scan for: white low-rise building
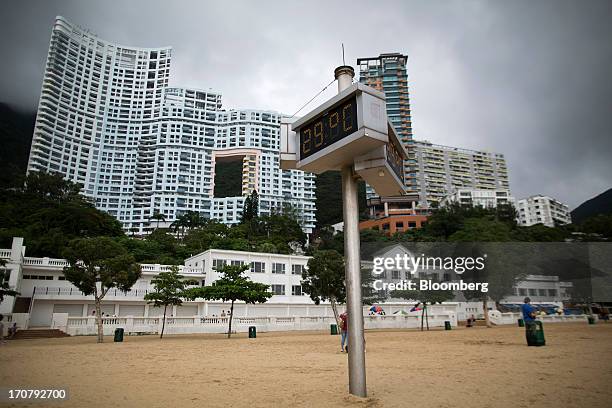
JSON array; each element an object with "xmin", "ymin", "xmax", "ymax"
[
  {"xmin": 1, "ymin": 238, "xmax": 574, "ymax": 332},
  {"xmin": 441, "ymin": 188, "xmax": 515, "ymax": 209},
  {"xmin": 517, "ymin": 195, "xmax": 572, "ymax": 227}
]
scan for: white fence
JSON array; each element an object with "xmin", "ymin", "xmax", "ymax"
[
  {"xmin": 16, "ymin": 309, "xmax": 594, "ymax": 337},
  {"xmin": 53, "ymin": 312, "xmax": 458, "ymax": 336},
  {"xmin": 488, "ymin": 311, "xmax": 591, "ymax": 325}
]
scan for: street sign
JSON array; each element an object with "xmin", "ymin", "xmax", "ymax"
[{"xmin": 290, "ymin": 83, "xmax": 389, "ymax": 174}]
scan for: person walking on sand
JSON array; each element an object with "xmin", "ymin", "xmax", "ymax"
[
  {"xmin": 521, "ymin": 297, "xmax": 537, "ymax": 323},
  {"xmin": 339, "ymin": 311, "xmax": 348, "ymax": 352}
]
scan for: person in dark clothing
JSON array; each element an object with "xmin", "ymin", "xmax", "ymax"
[
  {"xmin": 339, "ymin": 312, "xmax": 348, "ymax": 352},
  {"xmin": 521, "ymin": 297, "xmax": 537, "ymax": 322}
]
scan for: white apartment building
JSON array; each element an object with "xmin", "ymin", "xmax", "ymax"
[
  {"xmin": 0, "ymin": 237, "xmax": 311, "ymax": 327},
  {"xmin": 441, "ymin": 188, "xmax": 515, "ymax": 209},
  {"xmin": 27, "ymin": 16, "xmax": 315, "ymax": 234},
  {"xmin": 517, "ymin": 195, "xmax": 572, "ymax": 227},
  {"xmin": 413, "ymin": 141, "xmax": 510, "ymax": 207}
]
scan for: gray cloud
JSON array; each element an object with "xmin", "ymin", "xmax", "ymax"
[{"xmin": 1, "ymin": 0, "xmax": 611, "ymax": 209}]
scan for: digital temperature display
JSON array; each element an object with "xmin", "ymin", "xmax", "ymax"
[{"xmin": 299, "ymin": 96, "xmax": 358, "ymax": 160}]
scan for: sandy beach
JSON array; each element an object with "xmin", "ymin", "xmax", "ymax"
[{"xmin": 1, "ymin": 322, "xmax": 611, "ymax": 408}]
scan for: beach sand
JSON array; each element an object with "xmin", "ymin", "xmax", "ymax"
[{"xmin": 1, "ymin": 322, "xmax": 611, "ymax": 408}]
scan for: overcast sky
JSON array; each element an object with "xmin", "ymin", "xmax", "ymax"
[{"xmin": 2, "ymin": 0, "xmax": 611, "ymax": 209}]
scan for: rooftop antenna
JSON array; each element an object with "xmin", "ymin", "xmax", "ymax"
[{"xmin": 342, "ymin": 43, "xmax": 346, "ymax": 65}]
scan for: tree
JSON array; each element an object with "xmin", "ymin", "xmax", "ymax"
[
  {"xmin": 184, "ymin": 264, "xmax": 271, "ymax": 338},
  {"xmin": 240, "ymin": 190, "xmax": 259, "ymax": 223},
  {"xmin": 170, "ymin": 216, "xmax": 188, "ymax": 239},
  {"xmin": 361, "ymin": 267, "xmax": 388, "ymax": 306},
  {"xmin": 0, "ymin": 260, "xmax": 19, "ymax": 302},
  {"xmin": 0, "ymin": 172, "xmax": 124, "ymax": 258},
  {"xmin": 301, "ymin": 250, "xmax": 379, "ymax": 324},
  {"xmin": 144, "ymin": 266, "xmax": 194, "ymax": 339},
  {"xmin": 63, "ymin": 237, "xmax": 141, "ymax": 343},
  {"xmin": 256, "ymin": 213, "xmax": 307, "ymax": 251},
  {"xmin": 579, "ymin": 214, "xmax": 612, "ymax": 238},
  {"xmin": 301, "ymin": 250, "xmax": 346, "ymax": 325},
  {"xmin": 448, "ymin": 218, "xmax": 513, "ymax": 242},
  {"xmin": 393, "ymin": 279, "xmax": 455, "ymax": 330},
  {"xmin": 150, "ymin": 211, "xmax": 166, "ymax": 229}
]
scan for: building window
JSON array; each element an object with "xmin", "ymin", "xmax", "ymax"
[
  {"xmin": 292, "ymin": 264, "xmax": 305, "ymax": 275},
  {"xmin": 443, "ymin": 272, "xmax": 451, "ymax": 281},
  {"xmin": 391, "ymin": 270, "xmax": 400, "ymax": 279},
  {"xmin": 250, "ymin": 261, "xmax": 265, "ymax": 273},
  {"xmin": 538, "ymin": 289, "xmax": 547, "ymax": 297},
  {"xmin": 528, "ymin": 288, "xmax": 537, "ymax": 296},
  {"xmin": 22, "ymin": 275, "xmax": 54, "ymax": 280},
  {"xmin": 271, "ymin": 284, "xmax": 285, "ymax": 295},
  {"xmin": 212, "ymin": 259, "xmax": 227, "ymax": 270},
  {"xmin": 291, "ymin": 285, "xmax": 303, "ymax": 296},
  {"xmin": 230, "ymin": 260, "xmax": 243, "ymax": 267},
  {"xmin": 548, "ymin": 289, "xmax": 557, "ymax": 297},
  {"xmin": 272, "ymin": 263, "xmax": 286, "ymax": 274}
]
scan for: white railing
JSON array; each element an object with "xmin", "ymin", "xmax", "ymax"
[
  {"xmin": 200, "ymin": 317, "xmax": 228, "ymax": 325},
  {"xmin": 23, "ymin": 257, "xmax": 69, "ymax": 267},
  {"xmin": 488, "ymin": 311, "xmax": 590, "ymax": 325},
  {"xmin": 139, "ymin": 264, "xmax": 203, "ymax": 275},
  {"xmin": 10, "ymin": 255, "xmax": 203, "ymax": 275},
  {"xmin": 58, "ymin": 313, "xmax": 458, "ymax": 336},
  {"xmin": 33, "ymin": 287, "xmax": 152, "ymax": 298},
  {"xmin": 45, "ymin": 310, "xmax": 596, "ymax": 337}
]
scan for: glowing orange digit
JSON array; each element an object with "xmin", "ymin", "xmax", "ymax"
[
  {"xmin": 329, "ymin": 112, "xmax": 339, "ymax": 139},
  {"xmin": 302, "ymin": 128, "xmax": 312, "ymax": 154},
  {"xmin": 314, "ymin": 121, "xmax": 323, "ymax": 147},
  {"xmin": 342, "ymin": 103, "xmax": 353, "ymax": 132}
]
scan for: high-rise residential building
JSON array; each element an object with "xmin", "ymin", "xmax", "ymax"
[
  {"xmin": 441, "ymin": 188, "xmax": 515, "ymax": 209},
  {"xmin": 357, "ymin": 53, "xmax": 417, "ymax": 195},
  {"xmin": 27, "ymin": 16, "xmax": 315, "ymax": 234},
  {"xmin": 414, "ymin": 141, "xmax": 510, "ymax": 206},
  {"xmin": 516, "ymin": 195, "xmax": 571, "ymax": 227}
]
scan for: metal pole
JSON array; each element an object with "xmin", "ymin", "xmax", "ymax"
[{"xmin": 335, "ymin": 65, "xmax": 367, "ymax": 397}]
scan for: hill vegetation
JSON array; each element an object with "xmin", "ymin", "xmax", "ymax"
[
  {"xmin": 571, "ymin": 188, "xmax": 612, "ymax": 223},
  {"xmin": 0, "ymin": 103, "xmax": 35, "ymax": 188}
]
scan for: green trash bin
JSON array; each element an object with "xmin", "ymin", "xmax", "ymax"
[
  {"xmin": 588, "ymin": 316, "xmax": 596, "ymax": 325},
  {"xmin": 114, "ymin": 328, "xmax": 124, "ymax": 342},
  {"xmin": 248, "ymin": 326, "xmax": 256, "ymax": 338},
  {"xmin": 518, "ymin": 318, "xmax": 525, "ymax": 327},
  {"xmin": 525, "ymin": 321, "xmax": 545, "ymax": 347},
  {"xmin": 330, "ymin": 324, "xmax": 338, "ymax": 335},
  {"xmin": 444, "ymin": 321, "xmax": 452, "ymax": 330}
]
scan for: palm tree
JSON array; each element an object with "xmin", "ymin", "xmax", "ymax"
[
  {"xmin": 170, "ymin": 216, "xmax": 188, "ymax": 239},
  {"xmin": 150, "ymin": 211, "xmax": 166, "ymax": 229},
  {"xmin": 184, "ymin": 211, "xmax": 204, "ymax": 230}
]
